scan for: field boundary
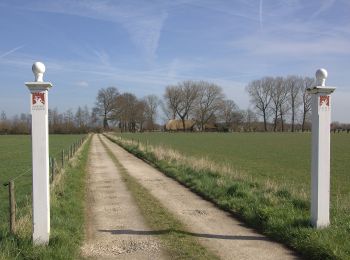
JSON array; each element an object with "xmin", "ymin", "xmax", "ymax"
[
  {"xmin": 0, "ymin": 134, "xmax": 91, "ymax": 259},
  {"xmin": 1, "ymin": 135, "xmax": 87, "ymax": 236},
  {"xmin": 104, "ymin": 133, "xmax": 341, "ymax": 260}
]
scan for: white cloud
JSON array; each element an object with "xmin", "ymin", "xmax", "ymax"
[
  {"xmin": 310, "ymin": 0, "xmax": 336, "ymax": 19},
  {"xmin": 0, "ymin": 45, "xmax": 24, "ymax": 59},
  {"xmin": 91, "ymin": 49, "xmax": 110, "ymax": 67},
  {"xmin": 75, "ymin": 80, "xmax": 89, "ymax": 88},
  {"xmin": 15, "ymin": 0, "xmax": 169, "ymax": 62},
  {"xmin": 232, "ymin": 36, "xmax": 350, "ymax": 56}
]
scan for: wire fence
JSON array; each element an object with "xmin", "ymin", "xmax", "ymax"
[{"xmin": 2, "ymin": 135, "xmax": 87, "ymax": 234}]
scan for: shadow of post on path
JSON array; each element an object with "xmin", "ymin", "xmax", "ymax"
[{"xmin": 98, "ymin": 229, "xmax": 271, "ymax": 241}]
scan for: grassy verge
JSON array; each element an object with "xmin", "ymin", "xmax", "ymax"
[
  {"xmin": 0, "ymin": 135, "xmax": 91, "ymax": 259},
  {"xmin": 99, "ymin": 135, "xmax": 218, "ymax": 260},
  {"xmin": 105, "ymin": 134, "xmax": 349, "ymax": 260}
]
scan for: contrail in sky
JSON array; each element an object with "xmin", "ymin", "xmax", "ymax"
[
  {"xmin": 0, "ymin": 45, "xmax": 24, "ymax": 59},
  {"xmin": 259, "ymin": 0, "xmax": 263, "ymax": 30}
]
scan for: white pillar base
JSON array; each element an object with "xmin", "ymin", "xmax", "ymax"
[
  {"xmin": 308, "ymin": 85, "xmax": 335, "ymax": 229},
  {"xmin": 33, "ymin": 232, "xmax": 50, "ymax": 245},
  {"xmin": 25, "ymin": 81, "xmax": 52, "ymax": 245}
]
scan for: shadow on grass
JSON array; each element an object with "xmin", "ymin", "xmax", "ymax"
[{"xmin": 99, "ymin": 229, "xmax": 271, "ymax": 241}]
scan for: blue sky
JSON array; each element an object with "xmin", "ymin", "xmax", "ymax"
[{"xmin": 0, "ymin": 0, "xmax": 349, "ymax": 122}]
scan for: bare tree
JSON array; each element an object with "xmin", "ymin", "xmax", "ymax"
[
  {"xmin": 269, "ymin": 77, "xmax": 290, "ymax": 131},
  {"xmin": 195, "ymin": 82, "xmax": 224, "ymax": 131},
  {"xmin": 0, "ymin": 111, "xmax": 9, "ymax": 134},
  {"xmin": 49, "ymin": 108, "xmax": 63, "ymax": 133},
  {"xmin": 64, "ymin": 109, "xmax": 75, "ymax": 133},
  {"xmin": 82, "ymin": 106, "xmax": 90, "ymax": 128},
  {"xmin": 278, "ymin": 78, "xmax": 290, "ymax": 132},
  {"xmin": 270, "ymin": 77, "xmax": 282, "ymax": 131},
  {"xmin": 90, "ymin": 107, "xmax": 101, "ymax": 129},
  {"xmin": 1, "ymin": 111, "xmax": 6, "ymax": 121},
  {"xmin": 164, "ymin": 85, "xmax": 181, "ymax": 120},
  {"xmin": 95, "ymin": 87, "xmax": 119, "ymax": 130},
  {"xmin": 243, "ymin": 109, "xmax": 258, "ymax": 131},
  {"xmin": 177, "ymin": 81, "xmax": 201, "ymax": 130},
  {"xmin": 286, "ymin": 76, "xmax": 302, "ymax": 132},
  {"xmin": 164, "ymin": 81, "xmax": 200, "ymax": 131},
  {"xmin": 143, "ymin": 95, "xmax": 159, "ymax": 130},
  {"xmin": 114, "ymin": 93, "xmax": 146, "ymax": 132},
  {"xmin": 136, "ymin": 100, "xmax": 147, "ymax": 132},
  {"xmin": 218, "ymin": 99, "xmax": 239, "ymax": 130},
  {"xmin": 75, "ymin": 106, "xmax": 90, "ymax": 132},
  {"xmin": 246, "ymin": 77, "xmax": 273, "ymax": 131},
  {"xmin": 301, "ymin": 77, "xmax": 314, "ymax": 131}
]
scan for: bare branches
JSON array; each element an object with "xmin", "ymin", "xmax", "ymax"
[
  {"xmin": 195, "ymin": 82, "xmax": 224, "ymax": 131},
  {"xmin": 301, "ymin": 77, "xmax": 314, "ymax": 131},
  {"xmin": 164, "ymin": 80, "xmax": 201, "ymax": 131},
  {"xmin": 285, "ymin": 76, "xmax": 303, "ymax": 132},
  {"xmin": 218, "ymin": 99, "xmax": 239, "ymax": 130},
  {"xmin": 246, "ymin": 77, "xmax": 273, "ymax": 131},
  {"xmin": 246, "ymin": 75, "xmax": 316, "ymax": 132},
  {"xmin": 95, "ymin": 87, "xmax": 119, "ymax": 129},
  {"xmin": 143, "ymin": 95, "xmax": 160, "ymax": 131}
]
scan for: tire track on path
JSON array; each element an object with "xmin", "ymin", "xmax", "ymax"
[
  {"xmin": 102, "ymin": 135, "xmax": 300, "ymax": 260},
  {"xmin": 81, "ymin": 135, "xmax": 167, "ymax": 259}
]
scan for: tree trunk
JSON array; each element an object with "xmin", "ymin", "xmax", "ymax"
[
  {"xmin": 181, "ymin": 118, "xmax": 186, "ymax": 132},
  {"xmin": 291, "ymin": 106, "xmax": 295, "ymax": 132},
  {"xmin": 103, "ymin": 115, "xmax": 109, "ymax": 130},
  {"xmin": 273, "ymin": 110, "xmax": 278, "ymax": 132},
  {"xmin": 263, "ymin": 110, "xmax": 267, "ymax": 131},
  {"xmin": 280, "ymin": 113, "xmax": 284, "ymax": 132},
  {"xmin": 302, "ymin": 111, "xmax": 307, "ymax": 132}
]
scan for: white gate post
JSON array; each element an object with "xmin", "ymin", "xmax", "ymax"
[
  {"xmin": 307, "ymin": 68, "xmax": 335, "ymax": 228},
  {"xmin": 25, "ymin": 62, "xmax": 53, "ymax": 245}
]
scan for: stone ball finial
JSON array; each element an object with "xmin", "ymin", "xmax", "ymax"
[
  {"xmin": 316, "ymin": 68, "xmax": 327, "ymax": 86},
  {"xmin": 32, "ymin": 62, "xmax": 46, "ymax": 82}
]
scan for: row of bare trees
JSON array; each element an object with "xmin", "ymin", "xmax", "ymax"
[
  {"xmin": 163, "ymin": 80, "xmax": 242, "ymax": 131},
  {"xmin": 48, "ymin": 106, "xmax": 101, "ymax": 133},
  {"xmin": 0, "ymin": 107, "xmax": 101, "ymax": 134},
  {"xmin": 95, "ymin": 81, "xmax": 245, "ymax": 132},
  {"xmin": 1, "ymin": 74, "xmax": 345, "ymax": 134},
  {"xmin": 246, "ymin": 76, "xmax": 314, "ymax": 132},
  {"xmin": 94, "ymin": 87, "xmax": 160, "ymax": 132}
]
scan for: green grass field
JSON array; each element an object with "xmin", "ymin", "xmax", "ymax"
[
  {"xmin": 113, "ymin": 132, "xmax": 350, "ymax": 259},
  {"xmin": 118, "ymin": 132, "xmax": 350, "ymax": 201},
  {"xmin": 0, "ymin": 134, "xmax": 90, "ymax": 259},
  {"xmin": 0, "ymin": 135, "xmax": 85, "ymax": 233}
]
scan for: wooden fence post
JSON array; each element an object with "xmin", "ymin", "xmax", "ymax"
[
  {"xmin": 62, "ymin": 150, "xmax": 64, "ymax": 168},
  {"xmin": 9, "ymin": 180, "xmax": 16, "ymax": 234},
  {"xmin": 52, "ymin": 158, "xmax": 55, "ymax": 180},
  {"xmin": 49, "ymin": 157, "xmax": 52, "ymax": 182}
]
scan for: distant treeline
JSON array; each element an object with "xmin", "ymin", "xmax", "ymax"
[
  {"xmin": 97, "ymin": 78, "xmax": 348, "ymax": 133},
  {"xmin": 0, "ymin": 107, "xmax": 102, "ymax": 134},
  {"xmin": 1, "ymin": 76, "xmax": 349, "ymax": 134}
]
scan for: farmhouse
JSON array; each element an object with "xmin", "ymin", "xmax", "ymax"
[
  {"xmin": 165, "ymin": 119, "xmax": 222, "ymax": 131},
  {"xmin": 165, "ymin": 119, "xmax": 196, "ymax": 131}
]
